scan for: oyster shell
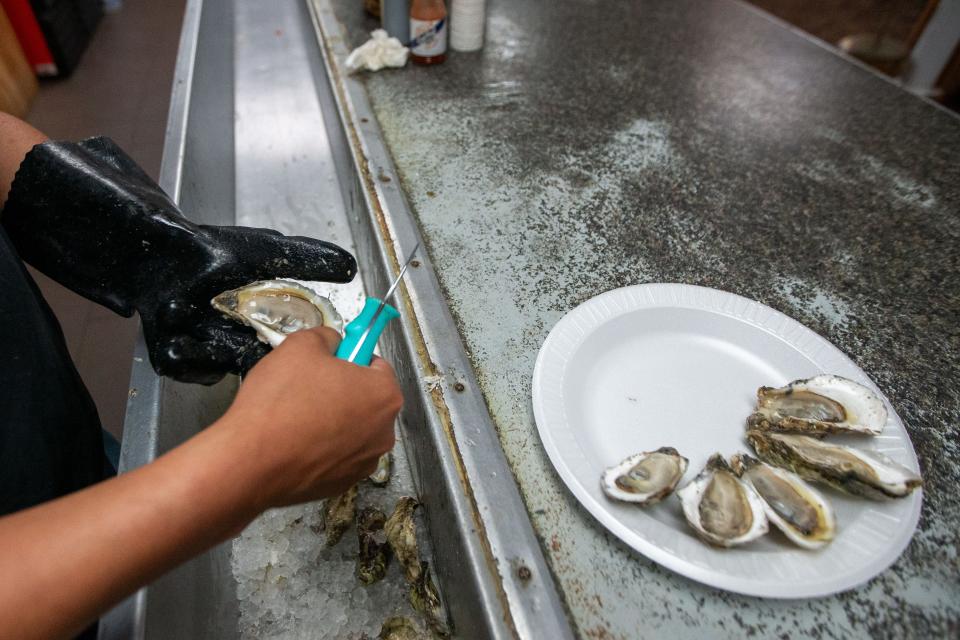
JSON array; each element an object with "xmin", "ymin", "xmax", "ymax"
[
  {"xmin": 409, "ymin": 561, "xmax": 450, "ymax": 637},
  {"xmin": 322, "ymin": 484, "xmax": 357, "ymax": 547},
  {"xmin": 747, "ymin": 375, "xmax": 886, "ymax": 437},
  {"xmin": 385, "ymin": 497, "xmax": 422, "ymax": 584},
  {"xmin": 676, "ymin": 454, "xmax": 768, "ymax": 547},
  {"xmin": 369, "ymin": 452, "xmax": 392, "ymax": 487},
  {"xmin": 357, "ymin": 506, "xmax": 390, "ymax": 585},
  {"xmin": 384, "ymin": 498, "xmax": 450, "ymax": 636},
  {"xmin": 731, "ymin": 453, "xmax": 836, "ymax": 549},
  {"xmin": 746, "ymin": 430, "xmax": 922, "ymax": 499},
  {"xmin": 378, "ymin": 616, "xmax": 423, "ymax": 640},
  {"xmin": 601, "ymin": 447, "xmax": 688, "ymax": 505},
  {"xmin": 211, "ymin": 280, "xmax": 343, "ymax": 347}
]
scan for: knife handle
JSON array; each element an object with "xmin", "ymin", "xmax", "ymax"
[{"xmin": 335, "ymin": 297, "xmax": 400, "ymax": 366}]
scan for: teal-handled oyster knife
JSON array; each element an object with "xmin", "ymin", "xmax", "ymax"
[{"xmin": 336, "ymin": 242, "xmax": 419, "ymax": 366}]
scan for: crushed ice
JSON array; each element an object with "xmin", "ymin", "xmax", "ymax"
[{"xmin": 232, "ymin": 442, "xmax": 433, "ymax": 639}]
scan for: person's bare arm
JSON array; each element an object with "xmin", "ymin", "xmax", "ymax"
[
  {"xmin": 0, "ymin": 327, "xmax": 401, "ymax": 640},
  {"xmin": 0, "ymin": 112, "xmax": 46, "ymax": 206}
]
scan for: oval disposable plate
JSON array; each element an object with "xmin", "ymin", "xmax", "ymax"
[{"xmin": 531, "ymin": 283, "xmax": 922, "ymax": 598}]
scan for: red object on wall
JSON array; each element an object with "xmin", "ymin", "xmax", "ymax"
[{"xmin": 0, "ymin": 0, "xmax": 56, "ymax": 75}]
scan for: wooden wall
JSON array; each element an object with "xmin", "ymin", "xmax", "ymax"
[{"xmin": 0, "ymin": 4, "xmax": 37, "ymax": 117}]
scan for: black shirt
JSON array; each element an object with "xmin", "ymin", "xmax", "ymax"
[{"xmin": 0, "ymin": 226, "xmax": 107, "ymax": 516}]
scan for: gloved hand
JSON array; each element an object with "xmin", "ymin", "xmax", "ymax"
[{"xmin": 1, "ymin": 137, "xmax": 357, "ymax": 384}]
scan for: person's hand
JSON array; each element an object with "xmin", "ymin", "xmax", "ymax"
[
  {"xmin": 1, "ymin": 137, "xmax": 357, "ymax": 385},
  {"xmin": 144, "ymin": 224, "xmax": 357, "ymax": 384},
  {"xmin": 0, "ymin": 326, "xmax": 399, "ymax": 640},
  {"xmin": 213, "ymin": 327, "xmax": 402, "ymax": 508}
]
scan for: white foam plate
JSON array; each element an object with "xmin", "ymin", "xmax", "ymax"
[{"xmin": 532, "ymin": 283, "xmax": 922, "ymax": 598}]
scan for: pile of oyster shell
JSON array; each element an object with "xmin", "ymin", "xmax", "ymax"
[
  {"xmin": 324, "ymin": 490, "xmax": 449, "ymax": 637},
  {"xmin": 601, "ymin": 374, "xmax": 922, "ymax": 549}
]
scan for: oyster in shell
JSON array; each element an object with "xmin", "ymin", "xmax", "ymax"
[
  {"xmin": 322, "ymin": 484, "xmax": 357, "ymax": 547},
  {"xmin": 211, "ymin": 280, "xmax": 342, "ymax": 347},
  {"xmin": 731, "ymin": 453, "xmax": 836, "ymax": 549},
  {"xmin": 747, "ymin": 375, "xmax": 886, "ymax": 437},
  {"xmin": 601, "ymin": 447, "xmax": 688, "ymax": 505},
  {"xmin": 357, "ymin": 506, "xmax": 390, "ymax": 585},
  {"xmin": 677, "ymin": 454, "xmax": 768, "ymax": 547},
  {"xmin": 746, "ymin": 430, "xmax": 922, "ymax": 499}
]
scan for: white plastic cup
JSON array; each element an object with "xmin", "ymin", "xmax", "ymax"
[{"xmin": 450, "ymin": 0, "xmax": 486, "ymax": 52}]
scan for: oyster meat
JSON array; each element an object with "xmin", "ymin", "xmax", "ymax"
[
  {"xmin": 747, "ymin": 375, "xmax": 887, "ymax": 437},
  {"xmin": 322, "ymin": 484, "xmax": 358, "ymax": 547},
  {"xmin": 211, "ymin": 280, "xmax": 343, "ymax": 347},
  {"xmin": 601, "ymin": 447, "xmax": 688, "ymax": 505},
  {"xmin": 731, "ymin": 453, "xmax": 836, "ymax": 549},
  {"xmin": 747, "ymin": 430, "xmax": 922, "ymax": 500},
  {"xmin": 677, "ymin": 454, "xmax": 768, "ymax": 547},
  {"xmin": 357, "ymin": 506, "xmax": 390, "ymax": 585},
  {"xmin": 385, "ymin": 497, "xmax": 422, "ymax": 584}
]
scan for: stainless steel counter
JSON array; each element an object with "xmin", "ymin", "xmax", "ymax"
[
  {"xmin": 323, "ymin": 0, "xmax": 960, "ymax": 637},
  {"xmin": 100, "ymin": 0, "xmax": 571, "ymax": 638}
]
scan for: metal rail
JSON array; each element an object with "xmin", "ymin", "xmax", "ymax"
[{"xmin": 305, "ymin": 2, "xmax": 574, "ymax": 637}]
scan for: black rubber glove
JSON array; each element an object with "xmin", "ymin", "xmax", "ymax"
[{"xmin": 1, "ymin": 137, "xmax": 357, "ymax": 384}]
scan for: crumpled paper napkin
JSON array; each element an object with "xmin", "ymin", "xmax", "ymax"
[{"xmin": 345, "ymin": 29, "xmax": 409, "ymax": 73}]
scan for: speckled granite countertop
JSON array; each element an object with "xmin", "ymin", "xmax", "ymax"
[{"xmin": 330, "ymin": 0, "xmax": 959, "ymax": 636}]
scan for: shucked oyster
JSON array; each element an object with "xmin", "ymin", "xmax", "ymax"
[
  {"xmin": 677, "ymin": 454, "xmax": 768, "ymax": 547},
  {"xmin": 211, "ymin": 280, "xmax": 343, "ymax": 347},
  {"xmin": 747, "ymin": 375, "xmax": 887, "ymax": 437},
  {"xmin": 601, "ymin": 447, "xmax": 688, "ymax": 505},
  {"xmin": 731, "ymin": 453, "xmax": 836, "ymax": 549},
  {"xmin": 746, "ymin": 430, "xmax": 922, "ymax": 500}
]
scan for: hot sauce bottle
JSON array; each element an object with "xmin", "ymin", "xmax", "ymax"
[{"xmin": 409, "ymin": 0, "xmax": 447, "ymax": 65}]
